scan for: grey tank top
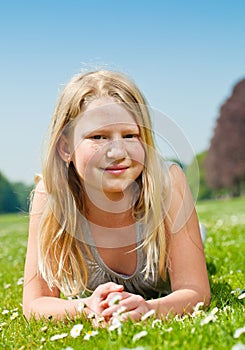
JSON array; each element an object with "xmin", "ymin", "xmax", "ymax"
[{"xmin": 78, "ymin": 217, "xmax": 171, "ymax": 300}]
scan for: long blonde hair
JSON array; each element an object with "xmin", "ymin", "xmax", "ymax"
[{"xmin": 37, "ymin": 70, "xmax": 170, "ymax": 296}]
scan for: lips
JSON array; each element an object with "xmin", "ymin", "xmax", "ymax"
[
  {"xmin": 103, "ymin": 164, "xmax": 129, "ymax": 174},
  {"xmin": 106, "ymin": 165, "xmax": 129, "ymax": 170}
]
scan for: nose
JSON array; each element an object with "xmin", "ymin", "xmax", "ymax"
[{"xmin": 106, "ymin": 139, "xmax": 127, "ymax": 159}]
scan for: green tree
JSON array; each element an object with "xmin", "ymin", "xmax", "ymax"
[
  {"xmin": 0, "ymin": 172, "xmax": 20, "ymax": 213},
  {"xmin": 186, "ymin": 151, "xmax": 213, "ymax": 201},
  {"xmin": 0, "ymin": 171, "xmax": 33, "ymax": 213},
  {"xmin": 12, "ymin": 182, "xmax": 33, "ymax": 213}
]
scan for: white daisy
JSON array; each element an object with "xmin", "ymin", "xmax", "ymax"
[
  {"xmin": 2, "ymin": 309, "xmax": 9, "ymax": 315},
  {"xmin": 17, "ymin": 277, "xmax": 24, "ymax": 285},
  {"xmin": 151, "ymin": 319, "xmax": 162, "ymax": 328},
  {"xmin": 200, "ymin": 308, "xmax": 217, "ymax": 325},
  {"xmin": 211, "ymin": 307, "xmax": 219, "ymax": 315},
  {"xmin": 200, "ymin": 314, "xmax": 216, "ymax": 325},
  {"xmin": 200, "ymin": 306, "xmax": 219, "ymax": 325},
  {"xmin": 193, "ymin": 301, "xmax": 204, "ymax": 313},
  {"xmin": 10, "ymin": 312, "xmax": 18, "ymax": 320},
  {"xmin": 108, "ymin": 317, "xmax": 122, "ymax": 331},
  {"xmin": 84, "ymin": 330, "xmax": 98, "ymax": 340},
  {"xmin": 70, "ymin": 324, "xmax": 83, "ymax": 338}
]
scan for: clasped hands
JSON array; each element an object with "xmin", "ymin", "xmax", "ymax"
[{"xmin": 84, "ymin": 282, "xmax": 152, "ymax": 322}]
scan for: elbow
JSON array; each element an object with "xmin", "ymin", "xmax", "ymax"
[
  {"xmin": 203, "ymin": 287, "xmax": 211, "ymax": 308},
  {"xmin": 22, "ymin": 306, "xmax": 31, "ymax": 321},
  {"xmin": 187, "ymin": 284, "xmax": 211, "ymax": 310},
  {"xmin": 22, "ymin": 300, "xmax": 40, "ymax": 321},
  {"xmin": 22, "ymin": 303, "xmax": 33, "ymax": 321},
  {"xmin": 22, "ymin": 297, "xmax": 30, "ymax": 320},
  {"xmin": 194, "ymin": 285, "xmax": 211, "ymax": 309},
  {"xmin": 202, "ymin": 278, "xmax": 211, "ymax": 308}
]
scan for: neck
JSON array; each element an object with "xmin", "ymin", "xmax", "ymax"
[{"xmin": 84, "ymin": 188, "xmax": 135, "ymax": 228}]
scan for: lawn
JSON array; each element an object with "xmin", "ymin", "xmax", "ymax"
[{"xmin": 0, "ymin": 198, "xmax": 244, "ymax": 349}]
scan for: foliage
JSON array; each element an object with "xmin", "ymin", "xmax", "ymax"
[
  {"xmin": 186, "ymin": 151, "xmax": 214, "ymax": 201},
  {"xmin": 0, "ymin": 198, "xmax": 245, "ymax": 349},
  {"xmin": 186, "ymin": 151, "xmax": 231, "ymax": 201},
  {"xmin": 12, "ymin": 182, "xmax": 33, "ymax": 213},
  {"xmin": 0, "ymin": 171, "xmax": 33, "ymax": 213},
  {"xmin": 205, "ymin": 78, "xmax": 245, "ymax": 196},
  {"xmin": 0, "ymin": 172, "xmax": 19, "ymax": 213}
]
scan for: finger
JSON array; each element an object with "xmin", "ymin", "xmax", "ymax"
[
  {"xmin": 101, "ymin": 304, "xmax": 127, "ymax": 318},
  {"xmin": 124, "ymin": 309, "xmax": 142, "ymax": 322},
  {"xmin": 101, "ymin": 294, "xmax": 136, "ymax": 318},
  {"xmin": 119, "ymin": 294, "xmax": 144, "ymax": 310},
  {"xmin": 103, "ymin": 291, "xmax": 126, "ymax": 308},
  {"xmin": 100, "ymin": 290, "xmax": 131, "ymax": 309},
  {"xmin": 101, "ymin": 305, "xmax": 118, "ymax": 318},
  {"xmin": 96, "ymin": 282, "xmax": 124, "ymax": 299},
  {"xmin": 105, "ymin": 291, "xmax": 131, "ymax": 306}
]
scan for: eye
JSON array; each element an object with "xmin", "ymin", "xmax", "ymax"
[
  {"xmin": 123, "ymin": 134, "xmax": 138, "ymax": 139},
  {"xmin": 91, "ymin": 135, "xmax": 106, "ymax": 140}
]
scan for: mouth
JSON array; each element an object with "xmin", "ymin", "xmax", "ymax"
[{"xmin": 102, "ymin": 165, "xmax": 129, "ymax": 174}]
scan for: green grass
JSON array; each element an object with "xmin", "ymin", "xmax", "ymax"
[{"xmin": 0, "ymin": 198, "xmax": 244, "ymax": 349}]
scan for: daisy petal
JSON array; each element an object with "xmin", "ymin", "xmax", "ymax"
[
  {"xmin": 238, "ymin": 292, "xmax": 245, "ymax": 300},
  {"xmin": 234, "ymin": 326, "xmax": 245, "ymax": 339},
  {"xmin": 141, "ymin": 309, "xmax": 155, "ymax": 321},
  {"xmin": 108, "ymin": 294, "xmax": 122, "ymax": 307},
  {"xmin": 50, "ymin": 333, "xmax": 68, "ymax": 341},
  {"xmin": 84, "ymin": 330, "xmax": 98, "ymax": 340},
  {"xmin": 132, "ymin": 330, "xmax": 148, "ymax": 342}
]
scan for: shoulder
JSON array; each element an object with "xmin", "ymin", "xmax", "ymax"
[
  {"xmin": 164, "ymin": 162, "xmax": 195, "ymax": 233},
  {"xmin": 162, "ymin": 160, "xmax": 187, "ymax": 189},
  {"xmin": 33, "ymin": 174, "xmax": 46, "ymax": 192},
  {"xmin": 168, "ymin": 162, "xmax": 187, "ymax": 185},
  {"xmin": 30, "ymin": 175, "xmax": 48, "ymax": 215}
]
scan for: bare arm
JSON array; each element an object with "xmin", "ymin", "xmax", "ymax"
[
  {"xmin": 148, "ymin": 165, "xmax": 210, "ymax": 316},
  {"xmin": 147, "ymin": 210, "xmax": 211, "ymax": 317},
  {"xmin": 160, "ymin": 164, "xmax": 210, "ymax": 305},
  {"xmin": 22, "ymin": 180, "xmax": 76, "ymax": 319},
  {"xmin": 22, "ymin": 180, "xmax": 123, "ymax": 320}
]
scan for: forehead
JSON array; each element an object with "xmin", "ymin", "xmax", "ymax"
[{"xmin": 74, "ymin": 98, "xmax": 138, "ymax": 134}]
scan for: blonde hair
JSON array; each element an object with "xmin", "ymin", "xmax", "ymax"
[{"xmin": 37, "ymin": 70, "xmax": 170, "ymax": 296}]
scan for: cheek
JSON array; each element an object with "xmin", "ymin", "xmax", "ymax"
[
  {"xmin": 73, "ymin": 143, "xmax": 101, "ymax": 178},
  {"xmin": 130, "ymin": 142, "xmax": 145, "ymax": 166}
]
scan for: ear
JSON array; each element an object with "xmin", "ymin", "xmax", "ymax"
[{"xmin": 57, "ymin": 135, "xmax": 71, "ymax": 163}]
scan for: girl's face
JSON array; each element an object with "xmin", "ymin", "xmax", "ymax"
[{"xmin": 71, "ymin": 97, "xmax": 145, "ymax": 199}]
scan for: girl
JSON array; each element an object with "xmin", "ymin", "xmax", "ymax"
[{"xmin": 23, "ymin": 70, "xmax": 210, "ymax": 322}]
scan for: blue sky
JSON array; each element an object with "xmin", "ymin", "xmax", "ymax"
[{"xmin": 1, "ymin": 0, "xmax": 245, "ymax": 183}]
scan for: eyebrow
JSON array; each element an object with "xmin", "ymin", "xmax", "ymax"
[{"xmin": 81, "ymin": 124, "xmax": 140, "ymax": 136}]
